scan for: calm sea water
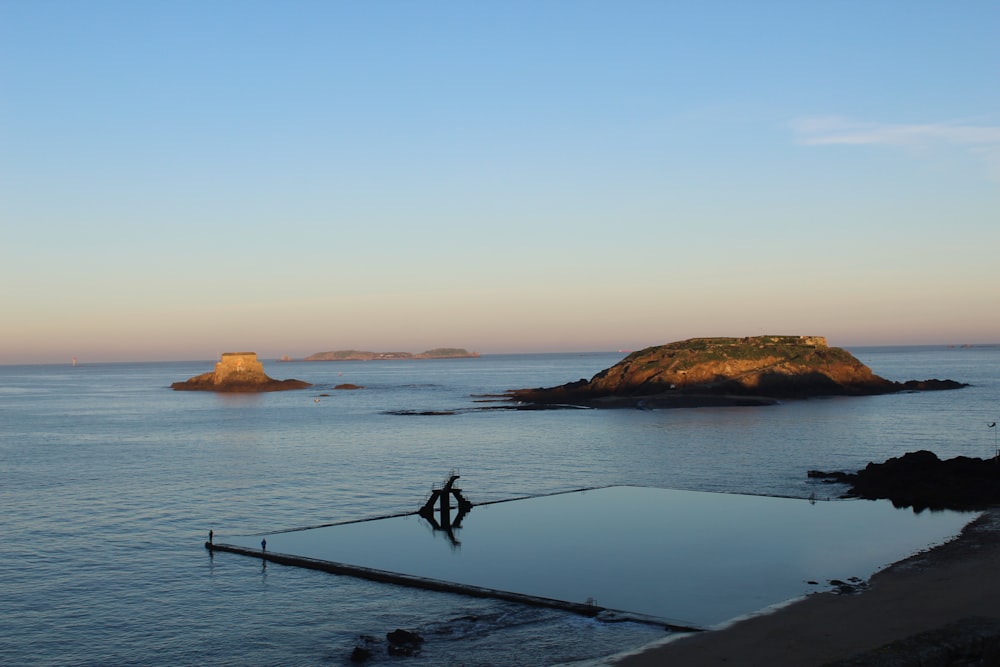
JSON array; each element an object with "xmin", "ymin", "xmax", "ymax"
[{"xmin": 2, "ymin": 347, "xmax": 998, "ymax": 666}]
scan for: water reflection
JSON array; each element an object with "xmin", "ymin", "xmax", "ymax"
[
  {"xmin": 225, "ymin": 486, "xmax": 975, "ymax": 628},
  {"xmin": 214, "ymin": 393, "xmax": 262, "ymax": 407}
]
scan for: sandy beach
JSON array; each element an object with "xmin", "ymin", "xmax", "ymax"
[{"xmin": 608, "ymin": 508, "xmax": 1000, "ymax": 666}]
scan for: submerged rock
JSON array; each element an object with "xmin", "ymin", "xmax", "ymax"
[
  {"xmin": 349, "ymin": 635, "xmax": 379, "ymax": 663},
  {"xmin": 386, "ymin": 629, "xmax": 424, "ymax": 656},
  {"xmin": 508, "ymin": 336, "xmax": 966, "ymax": 408},
  {"xmin": 171, "ymin": 352, "xmax": 311, "ymax": 393},
  {"xmin": 349, "ymin": 646, "xmax": 372, "ymax": 663}
]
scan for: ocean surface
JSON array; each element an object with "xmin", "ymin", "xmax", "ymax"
[{"xmin": 2, "ymin": 346, "xmax": 998, "ymax": 666}]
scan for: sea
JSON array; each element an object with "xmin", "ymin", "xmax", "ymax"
[{"xmin": 2, "ymin": 346, "xmax": 998, "ymax": 666}]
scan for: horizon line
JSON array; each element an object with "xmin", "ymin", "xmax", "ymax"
[{"xmin": 3, "ymin": 342, "xmax": 1000, "ymax": 367}]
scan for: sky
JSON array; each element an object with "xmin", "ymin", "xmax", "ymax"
[{"xmin": 2, "ymin": 1, "xmax": 998, "ymax": 364}]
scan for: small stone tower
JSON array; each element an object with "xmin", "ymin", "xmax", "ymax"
[{"xmin": 212, "ymin": 352, "xmax": 269, "ymax": 385}]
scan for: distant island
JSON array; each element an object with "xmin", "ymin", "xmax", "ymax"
[
  {"xmin": 508, "ymin": 336, "xmax": 966, "ymax": 408},
  {"xmin": 171, "ymin": 352, "xmax": 311, "ymax": 392},
  {"xmin": 301, "ymin": 348, "xmax": 479, "ymax": 361}
]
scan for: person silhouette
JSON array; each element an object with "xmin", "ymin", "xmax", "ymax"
[{"xmin": 261, "ymin": 538, "xmax": 267, "ymax": 552}]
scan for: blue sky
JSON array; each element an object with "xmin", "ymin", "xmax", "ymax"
[{"xmin": 2, "ymin": 1, "xmax": 998, "ymax": 363}]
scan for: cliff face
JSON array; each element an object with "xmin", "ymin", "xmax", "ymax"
[
  {"xmin": 171, "ymin": 352, "xmax": 311, "ymax": 392},
  {"xmin": 509, "ymin": 336, "xmax": 963, "ymax": 407}
]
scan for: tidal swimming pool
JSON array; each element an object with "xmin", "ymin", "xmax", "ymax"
[{"xmin": 219, "ymin": 486, "xmax": 975, "ymax": 629}]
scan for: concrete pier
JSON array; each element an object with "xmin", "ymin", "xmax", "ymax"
[{"xmin": 205, "ymin": 540, "xmax": 693, "ymax": 630}]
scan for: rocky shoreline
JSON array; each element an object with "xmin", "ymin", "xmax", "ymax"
[{"xmin": 810, "ymin": 450, "xmax": 1000, "ymax": 511}]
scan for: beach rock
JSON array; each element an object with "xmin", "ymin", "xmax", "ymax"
[
  {"xmin": 508, "ymin": 336, "xmax": 967, "ymax": 408},
  {"xmin": 809, "ymin": 450, "xmax": 1000, "ymax": 511},
  {"xmin": 171, "ymin": 352, "xmax": 311, "ymax": 393},
  {"xmin": 334, "ymin": 383, "xmax": 365, "ymax": 390},
  {"xmin": 829, "ymin": 577, "xmax": 868, "ymax": 595}
]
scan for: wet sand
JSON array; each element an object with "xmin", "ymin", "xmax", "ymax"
[{"xmin": 609, "ymin": 508, "xmax": 1000, "ymax": 667}]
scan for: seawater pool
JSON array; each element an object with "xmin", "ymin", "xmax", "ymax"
[{"xmin": 220, "ymin": 486, "xmax": 976, "ymax": 630}]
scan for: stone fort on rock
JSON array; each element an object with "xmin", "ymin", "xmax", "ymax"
[
  {"xmin": 171, "ymin": 352, "xmax": 311, "ymax": 392},
  {"xmin": 212, "ymin": 352, "xmax": 267, "ymax": 384}
]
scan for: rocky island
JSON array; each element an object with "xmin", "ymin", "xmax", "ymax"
[
  {"xmin": 171, "ymin": 352, "xmax": 311, "ymax": 392},
  {"xmin": 508, "ymin": 336, "xmax": 965, "ymax": 408},
  {"xmin": 303, "ymin": 348, "xmax": 479, "ymax": 361}
]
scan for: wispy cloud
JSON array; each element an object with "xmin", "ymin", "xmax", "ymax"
[{"xmin": 792, "ymin": 116, "xmax": 1000, "ymax": 182}]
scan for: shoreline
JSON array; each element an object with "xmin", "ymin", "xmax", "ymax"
[{"xmin": 606, "ymin": 507, "xmax": 1000, "ymax": 666}]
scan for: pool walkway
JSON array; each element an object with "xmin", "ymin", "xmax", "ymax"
[{"xmin": 205, "ymin": 539, "xmax": 703, "ymax": 632}]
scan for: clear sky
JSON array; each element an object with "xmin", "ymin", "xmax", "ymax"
[{"xmin": 2, "ymin": 1, "xmax": 998, "ymax": 364}]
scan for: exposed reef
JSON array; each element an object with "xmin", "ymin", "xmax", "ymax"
[
  {"xmin": 303, "ymin": 348, "xmax": 479, "ymax": 361},
  {"xmin": 810, "ymin": 450, "xmax": 1000, "ymax": 511},
  {"xmin": 508, "ymin": 336, "xmax": 966, "ymax": 408},
  {"xmin": 171, "ymin": 352, "xmax": 311, "ymax": 392}
]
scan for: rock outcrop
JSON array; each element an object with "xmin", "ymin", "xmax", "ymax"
[
  {"xmin": 810, "ymin": 450, "xmax": 1000, "ymax": 511},
  {"xmin": 508, "ymin": 336, "xmax": 965, "ymax": 408},
  {"xmin": 171, "ymin": 352, "xmax": 311, "ymax": 392}
]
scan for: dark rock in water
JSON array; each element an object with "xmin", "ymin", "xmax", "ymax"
[
  {"xmin": 349, "ymin": 635, "xmax": 379, "ymax": 663},
  {"xmin": 334, "ymin": 383, "xmax": 365, "ymax": 390},
  {"xmin": 349, "ymin": 646, "xmax": 372, "ymax": 663},
  {"xmin": 387, "ymin": 628, "xmax": 423, "ymax": 645},
  {"xmin": 386, "ymin": 629, "xmax": 424, "ymax": 656},
  {"xmin": 897, "ymin": 378, "xmax": 967, "ymax": 391},
  {"xmin": 809, "ymin": 450, "xmax": 1000, "ymax": 511},
  {"xmin": 171, "ymin": 352, "xmax": 311, "ymax": 393},
  {"xmin": 507, "ymin": 336, "xmax": 967, "ymax": 408}
]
